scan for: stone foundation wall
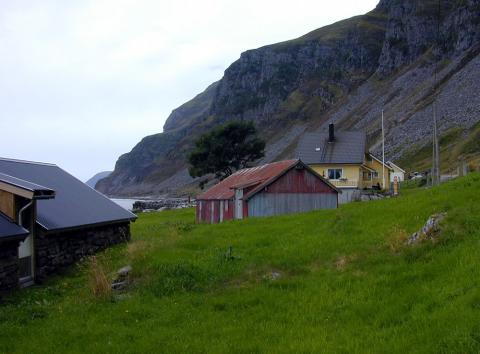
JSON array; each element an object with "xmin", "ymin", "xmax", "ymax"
[
  {"xmin": 35, "ymin": 222, "xmax": 130, "ymax": 282},
  {"xmin": 0, "ymin": 240, "xmax": 20, "ymax": 291}
]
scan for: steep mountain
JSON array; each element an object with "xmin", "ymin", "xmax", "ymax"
[
  {"xmin": 97, "ymin": 0, "xmax": 480, "ymax": 197},
  {"xmin": 85, "ymin": 171, "xmax": 112, "ymax": 189}
]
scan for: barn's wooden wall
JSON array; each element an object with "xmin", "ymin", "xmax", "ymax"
[
  {"xmin": 0, "ymin": 190, "xmax": 15, "ymax": 219},
  {"xmin": 197, "ymin": 200, "xmax": 234, "ymax": 224},
  {"xmin": 264, "ymin": 168, "xmax": 336, "ymax": 194},
  {"xmin": 248, "ymin": 193, "xmax": 337, "ymax": 217},
  {"xmin": 248, "ymin": 168, "xmax": 337, "ymax": 218}
]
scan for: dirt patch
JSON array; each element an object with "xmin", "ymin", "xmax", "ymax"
[
  {"xmin": 387, "ymin": 225, "xmax": 410, "ymax": 253},
  {"xmin": 225, "ymin": 266, "xmax": 287, "ymax": 289},
  {"xmin": 334, "ymin": 254, "xmax": 357, "ymax": 271},
  {"xmin": 308, "ymin": 258, "xmax": 323, "ymax": 272}
]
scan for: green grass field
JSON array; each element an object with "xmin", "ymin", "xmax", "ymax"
[{"xmin": 1, "ymin": 174, "xmax": 480, "ymax": 353}]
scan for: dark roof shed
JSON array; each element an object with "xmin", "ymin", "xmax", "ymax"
[
  {"xmin": 0, "ymin": 158, "xmax": 136, "ymax": 232},
  {"xmin": 0, "ymin": 214, "xmax": 29, "ymax": 240}
]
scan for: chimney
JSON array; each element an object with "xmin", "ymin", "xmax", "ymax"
[{"xmin": 328, "ymin": 123, "xmax": 335, "ymax": 142}]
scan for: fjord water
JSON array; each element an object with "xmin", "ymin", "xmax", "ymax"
[{"xmin": 111, "ymin": 198, "xmax": 138, "ymax": 211}]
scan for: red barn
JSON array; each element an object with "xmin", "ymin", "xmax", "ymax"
[{"xmin": 196, "ymin": 159, "xmax": 339, "ymax": 223}]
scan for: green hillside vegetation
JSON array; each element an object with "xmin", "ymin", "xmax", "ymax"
[
  {"xmin": 399, "ymin": 122, "xmax": 480, "ymax": 173},
  {"xmin": 1, "ymin": 174, "xmax": 480, "ymax": 353},
  {"xmin": 280, "ymin": 8, "xmax": 387, "ymax": 48}
]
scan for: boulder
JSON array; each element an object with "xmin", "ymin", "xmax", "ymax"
[
  {"xmin": 117, "ymin": 265, "xmax": 132, "ymax": 277},
  {"xmin": 111, "ymin": 265, "xmax": 132, "ymax": 291},
  {"xmin": 407, "ymin": 213, "xmax": 447, "ymax": 245}
]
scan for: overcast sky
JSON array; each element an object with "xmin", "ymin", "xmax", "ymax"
[{"xmin": 0, "ymin": 0, "xmax": 379, "ymax": 181}]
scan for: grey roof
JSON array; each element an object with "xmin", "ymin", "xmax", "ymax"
[
  {"xmin": 0, "ymin": 172, "xmax": 55, "ymax": 198},
  {"xmin": 296, "ymin": 131, "xmax": 366, "ymax": 164},
  {"xmin": 0, "ymin": 158, "xmax": 136, "ymax": 232},
  {"xmin": 0, "ymin": 214, "xmax": 28, "ymax": 240}
]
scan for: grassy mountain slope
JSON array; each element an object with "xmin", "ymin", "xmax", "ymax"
[
  {"xmin": 2, "ymin": 174, "xmax": 480, "ymax": 353},
  {"xmin": 398, "ymin": 121, "xmax": 480, "ymax": 173}
]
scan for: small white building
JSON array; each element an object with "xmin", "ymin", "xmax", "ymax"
[{"xmin": 387, "ymin": 161, "xmax": 405, "ymax": 182}]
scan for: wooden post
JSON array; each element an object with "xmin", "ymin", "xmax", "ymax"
[{"xmin": 393, "ymin": 176, "xmax": 399, "ymax": 196}]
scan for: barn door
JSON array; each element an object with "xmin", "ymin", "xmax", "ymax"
[
  {"xmin": 18, "ymin": 233, "xmax": 34, "ymax": 286},
  {"xmin": 234, "ymin": 189, "xmax": 243, "ymax": 220}
]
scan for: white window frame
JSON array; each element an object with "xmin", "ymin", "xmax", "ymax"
[{"xmin": 327, "ymin": 168, "xmax": 343, "ymax": 180}]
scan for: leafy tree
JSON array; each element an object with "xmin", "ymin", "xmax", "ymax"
[{"xmin": 188, "ymin": 121, "xmax": 265, "ymax": 182}]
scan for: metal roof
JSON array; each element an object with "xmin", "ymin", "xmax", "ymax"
[
  {"xmin": 197, "ymin": 159, "xmax": 338, "ymax": 201},
  {"xmin": 296, "ymin": 131, "xmax": 366, "ymax": 164},
  {"xmin": 0, "ymin": 158, "xmax": 136, "ymax": 231},
  {"xmin": 0, "ymin": 172, "xmax": 55, "ymax": 199},
  {"xmin": 369, "ymin": 154, "xmax": 394, "ymax": 171},
  {"xmin": 197, "ymin": 160, "xmax": 299, "ymax": 200},
  {"xmin": 0, "ymin": 214, "xmax": 28, "ymax": 240}
]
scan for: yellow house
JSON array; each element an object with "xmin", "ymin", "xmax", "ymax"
[{"xmin": 297, "ymin": 124, "xmax": 394, "ymax": 202}]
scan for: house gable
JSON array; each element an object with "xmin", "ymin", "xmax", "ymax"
[{"xmin": 259, "ymin": 165, "xmax": 337, "ymax": 195}]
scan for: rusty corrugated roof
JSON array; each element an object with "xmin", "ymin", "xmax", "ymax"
[{"xmin": 196, "ymin": 160, "xmax": 299, "ymax": 200}]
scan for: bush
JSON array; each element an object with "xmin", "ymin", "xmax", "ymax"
[{"xmin": 88, "ymin": 256, "xmax": 111, "ymax": 299}]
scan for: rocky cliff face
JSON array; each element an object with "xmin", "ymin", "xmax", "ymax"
[
  {"xmin": 377, "ymin": 0, "xmax": 479, "ymax": 74},
  {"xmin": 211, "ymin": 9, "xmax": 387, "ymax": 124},
  {"xmin": 97, "ymin": 0, "xmax": 480, "ymax": 197}
]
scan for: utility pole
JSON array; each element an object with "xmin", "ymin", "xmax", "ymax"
[
  {"xmin": 431, "ymin": 0, "xmax": 441, "ymax": 186},
  {"xmin": 432, "ymin": 121, "xmax": 436, "ymax": 187},
  {"xmin": 382, "ymin": 110, "xmax": 386, "ymax": 190}
]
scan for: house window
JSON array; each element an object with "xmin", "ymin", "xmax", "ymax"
[
  {"xmin": 328, "ymin": 169, "xmax": 342, "ymax": 180},
  {"xmin": 372, "ymin": 172, "xmax": 379, "ymax": 178}
]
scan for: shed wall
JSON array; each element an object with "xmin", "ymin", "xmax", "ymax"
[
  {"xmin": 0, "ymin": 240, "xmax": 21, "ymax": 292},
  {"xmin": 197, "ymin": 200, "xmax": 234, "ymax": 224},
  {"xmin": 0, "ymin": 190, "xmax": 15, "ymax": 219},
  {"xmin": 247, "ymin": 167, "xmax": 337, "ymax": 218},
  {"xmin": 390, "ymin": 171, "xmax": 404, "ymax": 182},
  {"xmin": 35, "ymin": 222, "xmax": 130, "ymax": 282},
  {"xmin": 337, "ymin": 188, "xmax": 361, "ymax": 204},
  {"xmin": 263, "ymin": 168, "xmax": 337, "ymax": 194},
  {"xmin": 248, "ymin": 193, "xmax": 337, "ymax": 217}
]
